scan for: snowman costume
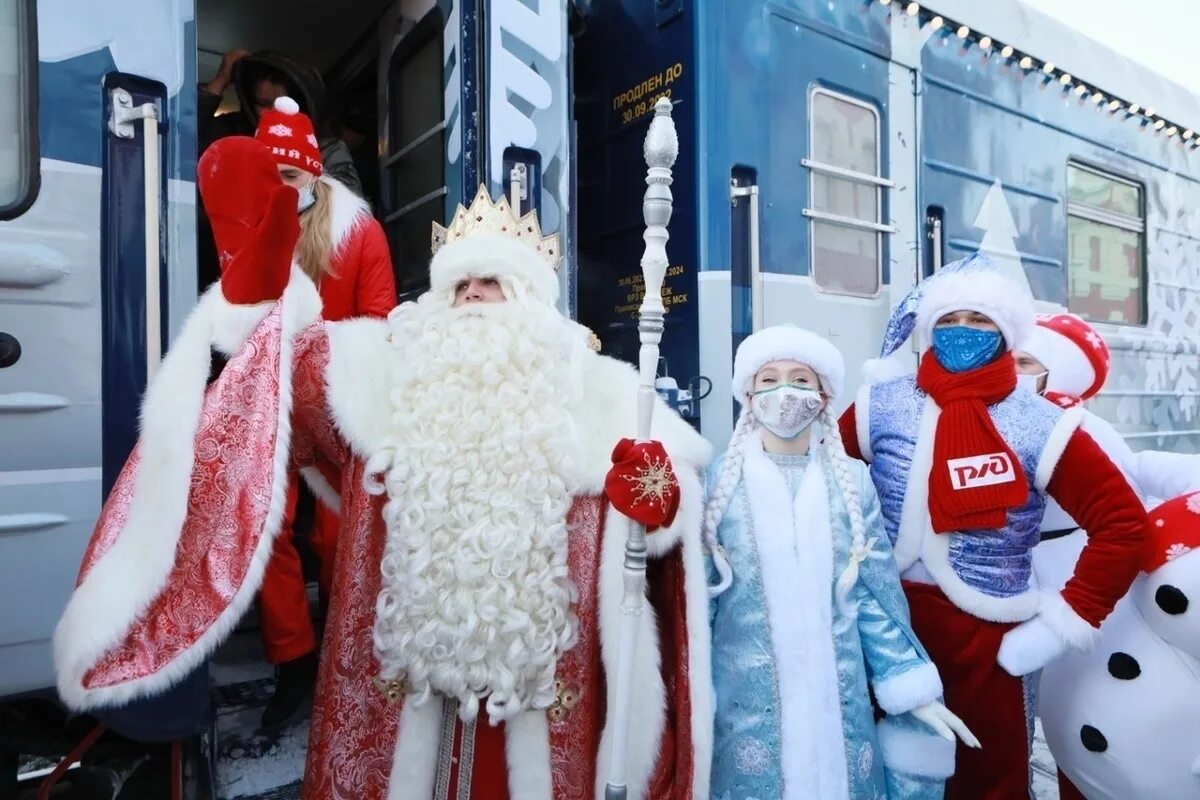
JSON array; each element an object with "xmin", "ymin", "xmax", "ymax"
[{"xmin": 1039, "ymin": 493, "xmax": 1200, "ymax": 800}]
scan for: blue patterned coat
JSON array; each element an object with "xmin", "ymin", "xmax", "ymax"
[{"xmin": 708, "ymin": 438, "xmax": 954, "ymax": 800}]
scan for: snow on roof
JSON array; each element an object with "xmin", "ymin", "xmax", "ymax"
[{"xmin": 920, "ymin": 0, "xmax": 1200, "ymax": 141}]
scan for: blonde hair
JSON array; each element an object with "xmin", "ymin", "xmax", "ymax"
[
  {"xmin": 296, "ymin": 178, "xmax": 336, "ymax": 282},
  {"xmin": 702, "ymin": 387, "xmax": 870, "ymax": 611}
]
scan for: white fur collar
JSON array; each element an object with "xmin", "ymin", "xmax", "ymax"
[
  {"xmin": 320, "ymin": 174, "xmax": 371, "ymax": 251},
  {"xmin": 742, "ymin": 435, "xmax": 849, "ymax": 799}
]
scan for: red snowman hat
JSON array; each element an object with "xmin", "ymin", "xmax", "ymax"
[
  {"xmin": 1144, "ymin": 493, "xmax": 1200, "ymax": 572},
  {"xmin": 254, "ymin": 96, "xmax": 323, "ymax": 176},
  {"xmin": 1022, "ymin": 313, "xmax": 1111, "ymax": 407},
  {"xmin": 198, "ymin": 137, "xmax": 300, "ymax": 304}
]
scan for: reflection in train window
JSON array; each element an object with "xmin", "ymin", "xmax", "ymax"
[
  {"xmin": 1066, "ymin": 162, "xmax": 1146, "ymax": 325},
  {"xmin": 805, "ymin": 88, "xmax": 885, "ymax": 298},
  {"xmin": 0, "ymin": 0, "xmax": 39, "ymax": 219},
  {"xmin": 383, "ymin": 10, "xmax": 446, "ymax": 301}
]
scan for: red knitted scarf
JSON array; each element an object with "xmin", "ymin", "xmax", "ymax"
[{"xmin": 917, "ymin": 352, "xmax": 1029, "ymax": 533}]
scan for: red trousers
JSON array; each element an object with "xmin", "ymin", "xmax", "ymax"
[
  {"xmin": 904, "ymin": 581, "xmax": 1030, "ymax": 800},
  {"xmin": 259, "ymin": 478, "xmax": 339, "ymax": 664}
]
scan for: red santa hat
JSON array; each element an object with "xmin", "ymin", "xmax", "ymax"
[
  {"xmin": 731, "ymin": 325, "xmax": 846, "ymax": 401},
  {"xmin": 198, "ymin": 136, "xmax": 300, "ymax": 304},
  {"xmin": 1021, "ymin": 313, "xmax": 1111, "ymax": 403},
  {"xmin": 1144, "ymin": 493, "xmax": 1200, "ymax": 572},
  {"xmin": 914, "ymin": 265, "xmax": 1036, "ymax": 351},
  {"xmin": 254, "ymin": 96, "xmax": 323, "ymax": 176}
]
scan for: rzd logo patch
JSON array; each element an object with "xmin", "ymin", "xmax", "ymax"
[{"xmin": 947, "ymin": 453, "xmax": 1016, "ymax": 490}]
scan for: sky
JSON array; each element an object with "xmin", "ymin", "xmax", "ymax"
[{"xmin": 1024, "ymin": 0, "xmax": 1200, "ymax": 92}]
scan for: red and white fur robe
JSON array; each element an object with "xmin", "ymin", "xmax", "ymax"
[{"xmin": 53, "ymin": 272, "xmax": 714, "ymax": 800}]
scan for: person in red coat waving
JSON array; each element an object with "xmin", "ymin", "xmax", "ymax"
[{"xmin": 253, "ymin": 97, "xmax": 396, "ymax": 728}]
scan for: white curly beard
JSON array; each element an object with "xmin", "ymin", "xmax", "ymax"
[{"xmin": 367, "ymin": 288, "xmax": 587, "ymax": 724}]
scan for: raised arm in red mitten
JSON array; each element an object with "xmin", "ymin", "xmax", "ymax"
[
  {"xmin": 605, "ymin": 438, "xmax": 681, "ymax": 531},
  {"xmin": 198, "ymin": 136, "xmax": 300, "ymax": 305}
]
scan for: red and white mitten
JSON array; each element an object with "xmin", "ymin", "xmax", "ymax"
[
  {"xmin": 605, "ymin": 438, "xmax": 681, "ymax": 532},
  {"xmin": 198, "ymin": 136, "xmax": 300, "ymax": 305}
]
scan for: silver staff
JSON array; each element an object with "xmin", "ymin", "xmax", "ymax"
[{"xmin": 605, "ymin": 97, "xmax": 678, "ymax": 800}]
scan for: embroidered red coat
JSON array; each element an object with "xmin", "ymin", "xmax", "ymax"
[{"xmin": 53, "ymin": 275, "xmax": 714, "ymax": 800}]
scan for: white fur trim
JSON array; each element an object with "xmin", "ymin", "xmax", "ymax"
[
  {"xmin": 595, "ymin": 512, "xmax": 666, "ymax": 800},
  {"xmin": 323, "ymin": 317, "xmax": 399, "ymax": 459},
  {"xmin": 898, "ymin": 396, "xmax": 1040, "ymax": 623},
  {"xmin": 876, "ymin": 717, "xmax": 956, "ymax": 779},
  {"xmin": 1027, "ymin": 325, "xmax": 1097, "ymax": 399},
  {"xmin": 861, "ymin": 354, "xmax": 914, "ymax": 386},
  {"xmin": 385, "ymin": 699, "xmax": 443, "ymax": 800},
  {"xmin": 872, "ymin": 662, "xmax": 943, "ymax": 716},
  {"xmin": 506, "ymin": 710, "xmax": 553, "ymax": 799},
  {"xmin": 731, "ymin": 325, "xmax": 846, "ymax": 401},
  {"xmin": 892, "ymin": 397, "xmax": 939, "ymax": 571},
  {"xmin": 675, "ymin": 471, "xmax": 713, "ymax": 800},
  {"xmin": 429, "ymin": 233, "xmax": 559, "ymax": 305},
  {"xmin": 915, "ymin": 268, "xmax": 1035, "ymax": 351},
  {"xmin": 320, "ymin": 174, "xmax": 372, "ymax": 256},
  {"xmin": 54, "ymin": 270, "xmax": 321, "ymax": 710},
  {"xmin": 299, "ymin": 466, "xmax": 340, "ymax": 514},
  {"xmin": 1035, "ymin": 406, "xmax": 1084, "ymax": 492},
  {"xmin": 854, "ymin": 382, "xmax": 874, "ymax": 463},
  {"xmin": 1038, "ymin": 591, "xmax": 1100, "ymax": 650},
  {"xmin": 742, "ymin": 434, "xmax": 849, "ymax": 800}
]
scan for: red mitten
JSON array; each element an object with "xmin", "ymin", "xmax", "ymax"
[
  {"xmin": 605, "ymin": 438, "xmax": 681, "ymax": 532},
  {"xmin": 198, "ymin": 136, "xmax": 300, "ymax": 305}
]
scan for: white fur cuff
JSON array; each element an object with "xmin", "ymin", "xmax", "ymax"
[
  {"xmin": 877, "ymin": 717, "xmax": 956, "ymax": 779},
  {"xmin": 210, "ymin": 266, "xmax": 320, "ymax": 357},
  {"xmin": 873, "ymin": 662, "xmax": 943, "ymax": 716},
  {"xmin": 1039, "ymin": 591, "xmax": 1100, "ymax": 650}
]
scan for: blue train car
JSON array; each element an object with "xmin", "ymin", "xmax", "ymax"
[{"xmin": 574, "ymin": 0, "xmax": 1200, "ymax": 452}]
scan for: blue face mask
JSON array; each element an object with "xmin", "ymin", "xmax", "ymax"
[
  {"xmin": 297, "ymin": 181, "xmax": 316, "ymax": 213},
  {"xmin": 931, "ymin": 325, "xmax": 1002, "ymax": 372}
]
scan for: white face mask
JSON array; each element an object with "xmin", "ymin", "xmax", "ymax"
[
  {"xmin": 1016, "ymin": 371, "xmax": 1046, "ymax": 395},
  {"xmin": 297, "ymin": 181, "xmax": 316, "ymax": 213},
  {"xmin": 750, "ymin": 385, "xmax": 824, "ymax": 440}
]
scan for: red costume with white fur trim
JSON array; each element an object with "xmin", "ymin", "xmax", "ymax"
[
  {"xmin": 838, "ymin": 258, "xmax": 1146, "ymax": 799},
  {"xmin": 54, "ymin": 182, "xmax": 712, "ymax": 799}
]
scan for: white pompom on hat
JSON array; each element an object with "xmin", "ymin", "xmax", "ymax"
[
  {"xmin": 732, "ymin": 325, "xmax": 846, "ymax": 402},
  {"xmin": 914, "ymin": 267, "xmax": 1036, "ymax": 351}
]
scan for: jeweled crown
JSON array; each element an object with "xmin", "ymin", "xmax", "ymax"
[{"xmin": 431, "ymin": 185, "xmax": 561, "ymax": 271}]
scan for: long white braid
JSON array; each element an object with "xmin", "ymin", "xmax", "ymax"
[
  {"xmin": 702, "ymin": 405, "xmax": 754, "ymax": 597},
  {"xmin": 818, "ymin": 406, "xmax": 879, "ymax": 615}
]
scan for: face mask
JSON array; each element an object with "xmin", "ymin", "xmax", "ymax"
[
  {"xmin": 1016, "ymin": 372, "xmax": 1046, "ymax": 394},
  {"xmin": 931, "ymin": 326, "xmax": 1002, "ymax": 373},
  {"xmin": 297, "ymin": 181, "xmax": 316, "ymax": 213},
  {"xmin": 750, "ymin": 385, "xmax": 823, "ymax": 440}
]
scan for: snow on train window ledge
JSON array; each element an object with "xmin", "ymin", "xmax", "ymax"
[
  {"xmin": 1066, "ymin": 162, "xmax": 1147, "ymax": 327},
  {"xmin": 0, "ymin": 0, "xmax": 39, "ymax": 221},
  {"xmin": 802, "ymin": 87, "xmax": 894, "ymax": 299}
]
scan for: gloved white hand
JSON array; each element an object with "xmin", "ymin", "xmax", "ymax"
[
  {"xmin": 997, "ymin": 615, "xmax": 1069, "ymax": 677},
  {"xmin": 911, "ymin": 701, "xmax": 981, "ymax": 748}
]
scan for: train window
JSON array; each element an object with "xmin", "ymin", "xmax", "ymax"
[
  {"xmin": 804, "ymin": 88, "xmax": 885, "ymax": 298},
  {"xmin": 0, "ymin": 0, "xmax": 39, "ymax": 220},
  {"xmin": 382, "ymin": 10, "xmax": 446, "ymax": 300},
  {"xmin": 1066, "ymin": 163, "xmax": 1146, "ymax": 325}
]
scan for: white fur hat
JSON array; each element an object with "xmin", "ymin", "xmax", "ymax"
[
  {"xmin": 1021, "ymin": 314, "xmax": 1111, "ymax": 400},
  {"xmin": 732, "ymin": 325, "xmax": 846, "ymax": 401},
  {"xmin": 914, "ymin": 267, "xmax": 1035, "ymax": 351},
  {"xmin": 428, "ymin": 233, "xmax": 560, "ymax": 305}
]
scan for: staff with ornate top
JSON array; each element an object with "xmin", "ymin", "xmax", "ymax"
[{"xmin": 604, "ymin": 96, "xmax": 678, "ymax": 800}]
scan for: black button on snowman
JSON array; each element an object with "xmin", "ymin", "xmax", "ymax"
[{"xmin": 1038, "ymin": 492, "xmax": 1200, "ymax": 800}]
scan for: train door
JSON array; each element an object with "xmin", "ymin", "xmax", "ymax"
[{"xmin": 695, "ymin": 4, "xmax": 910, "ymax": 447}]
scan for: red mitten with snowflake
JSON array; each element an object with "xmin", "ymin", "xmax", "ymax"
[
  {"xmin": 605, "ymin": 438, "xmax": 681, "ymax": 532},
  {"xmin": 198, "ymin": 136, "xmax": 300, "ymax": 305}
]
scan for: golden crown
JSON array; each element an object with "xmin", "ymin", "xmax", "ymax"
[{"xmin": 431, "ymin": 185, "xmax": 561, "ymax": 271}]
